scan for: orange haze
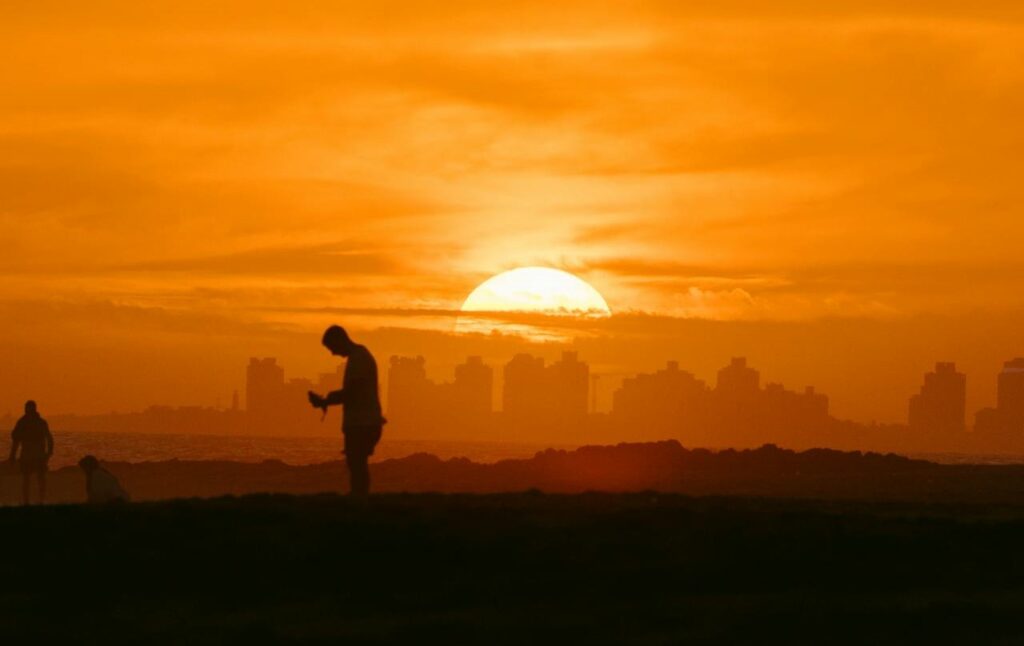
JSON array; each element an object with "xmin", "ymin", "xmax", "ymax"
[{"xmin": 2, "ymin": 2, "xmax": 1024, "ymax": 429}]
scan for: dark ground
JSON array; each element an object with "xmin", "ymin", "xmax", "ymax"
[
  {"xmin": 3, "ymin": 493, "xmax": 1024, "ymax": 644},
  {"xmin": 16, "ymin": 441, "xmax": 1024, "ymax": 505}
]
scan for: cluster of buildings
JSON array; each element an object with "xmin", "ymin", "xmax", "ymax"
[
  {"xmin": 382, "ymin": 353, "xmax": 828, "ymax": 445},
  {"xmin": 386, "ymin": 352, "xmax": 591, "ymax": 440},
  {"xmin": 31, "ymin": 350, "xmax": 1024, "ymax": 451},
  {"xmin": 909, "ymin": 359, "xmax": 1024, "ymax": 439},
  {"xmin": 382, "ymin": 353, "xmax": 1024, "ymax": 448},
  {"xmin": 244, "ymin": 358, "xmax": 344, "ymax": 433},
  {"xmin": 611, "ymin": 358, "xmax": 829, "ymax": 446},
  {"xmin": 34, "ymin": 358, "xmax": 344, "ymax": 437}
]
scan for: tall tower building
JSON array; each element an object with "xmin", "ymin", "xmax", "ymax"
[
  {"xmin": 997, "ymin": 358, "xmax": 1024, "ymax": 432},
  {"xmin": 548, "ymin": 351, "xmax": 590, "ymax": 420},
  {"xmin": 502, "ymin": 354, "xmax": 547, "ymax": 421},
  {"xmin": 246, "ymin": 358, "xmax": 285, "ymax": 417},
  {"xmin": 908, "ymin": 362, "xmax": 966, "ymax": 435},
  {"xmin": 716, "ymin": 357, "xmax": 760, "ymax": 396},
  {"xmin": 453, "ymin": 356, "xmax": 493, "ymax": 418},
  {"xmin": 612, "ymin": 360, "xmax": 709, "ymax": 431},
  {"xmin": 387, "ymin": 356, "xmax": 431, "ymax": 427}
]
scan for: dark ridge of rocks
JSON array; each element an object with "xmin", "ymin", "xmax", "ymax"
[{"xmin": 5, "ymin": 441, "xmax": 1021, "ymax": 505}]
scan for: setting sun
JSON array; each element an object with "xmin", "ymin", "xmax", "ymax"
[
  {"xmin": 456, "ymin": 267, "xmax": 611, "ymax": 338},
  {"xmin": 461, "ymin": 267, "xmax": 611, "ymax": 316}
]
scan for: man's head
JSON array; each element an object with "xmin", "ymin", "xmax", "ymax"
[
  {"xmin": 78, "ymin": 455, "xmax": 100, "ymax": 473},
  {"xmin": 322, "ymin": 325, "xmax": 355, "ymax": 357},
  {"xmin": 24, "ymin": 400, "xmax": 37, "ymax": 415}
]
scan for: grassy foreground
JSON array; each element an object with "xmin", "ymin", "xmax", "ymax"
[{"xmin": 2, "ymin": 493, "xmax": 1024, "ymax": 644}]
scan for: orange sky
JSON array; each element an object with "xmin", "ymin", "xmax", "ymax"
[{"xmin": 2, "ymin": 2, "xmax": 1024, "ymax": 424}]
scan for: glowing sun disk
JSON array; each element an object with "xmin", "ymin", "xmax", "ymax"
[{"xmin": 460, "ymin": 267, "xmax": 611, "ymax": 315}]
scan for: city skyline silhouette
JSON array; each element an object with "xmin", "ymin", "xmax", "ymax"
[{"xmin": 12, "ymin": 347, "xmax": 1024, "ymax": 457}]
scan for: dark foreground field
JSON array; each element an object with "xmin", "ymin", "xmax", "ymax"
[{"xmin": 3, "ymin": 494, "xmax": 1024, "ymax": 644}]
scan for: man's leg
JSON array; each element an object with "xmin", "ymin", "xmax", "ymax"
[
  {"xmin": 38, "ymin": 470, "xmax": 46, "ymax": 504},
  {"xmin": 21, "ymin": 471, "xmax": 30, "ymax": 506},
  {"xmin": 347, "ymin": 453, "xmax": 370, "ymax": 497}
]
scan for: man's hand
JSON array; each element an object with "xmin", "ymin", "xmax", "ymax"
[
  {"xmin": 308, "ymin": 391, "xmax": 327, "ymax": 410},
  {"xmin": 308, "ymin": 391, "xmax": 329, "ymax": 422}
]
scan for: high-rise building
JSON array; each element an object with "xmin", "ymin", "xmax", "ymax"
[
  {"xmin": 974, "ymin": 406, "xmax": 1003, "ymax": 434},
  {"xmin": 501, "ymin": 352, "xmax": 591, "ymax": 431},
  {"xmin": 387, "ymin": 356, "xmax": 431, "ymax": 428},
  {"xmin": 246, "ymin": 358, "xmax": 285, "ymax": 417},
  {"xmin": 908, "ymin": 362, "xmax": 966, "ymax": 435},
  {"xmin": 612, "ymin": 361, "xmax": 709, "ymax": 437},
  {"xmin": 802, "ymin": 386, "xmax": 829, "ymax": 419},
  {"xmin": 548, "ymin": 352, "xmax": 589, "ymax": 420},
  {"xmin": 714, "ymin": 357, "xmax": 761, "ymax": 434},
  {"xmin": 385, "ymin": 355, "xmax": 496, "ymax": 438},
  {"xmin": 997, "ymin": 358, "xmax": 1024, "ymax": 432},
  {"xmin": 453, "ymin": 356, "xmax": 493, "ymax": 419},
  {"xmin": 610, "ymin": 357, "xmax": 830, "ymax": 446},
  {"xmin": 284, "ymin": 377, "xmax": 315, "ymax": 412},
  {"xmin": 613, "ymin": 361, "xmax": 707, "ymax": 417},
  {"xmin": 716, "ymin": 357, "xmax": 760, "ymax": 396},
  {"xmin": 760, "ymin": 384, "xmax": 830, "ymax": 434},
  {"xmin": 502, "ymin": 353, "xmax": 548, "ymax": 421}
]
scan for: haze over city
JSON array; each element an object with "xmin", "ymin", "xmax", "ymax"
[{"xmin": 4, "ymin": 2, "xmax": 1024, "ymax": 432}]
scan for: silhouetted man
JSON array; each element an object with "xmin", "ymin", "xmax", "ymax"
[
  {"xmin": 8, "ymin": 400, "xmax": 54, "ymax": 505},
  {"xmin": 308, "ymin": 326, "xmax": 385, "ymax": 497},
  {"xmin": 79, "ymin": 455, "xmax": 130, "ymax": 504}
]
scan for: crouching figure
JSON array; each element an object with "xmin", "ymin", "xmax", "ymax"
[{"xmin": 78, "ymin": 455, "xmax": 130, "ymax": 504}]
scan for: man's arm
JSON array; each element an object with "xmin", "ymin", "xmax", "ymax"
[
  {"xmin": 308, "ymin": 389, "xmax": 346, "ymax": 412},
  {"xmin": 323, "ymin": 372, "xmax": 378, "ymax": 407},
  {"xmin": 44, "ymin": 422, "xmax": 54, "ymax": 458},
  {"xmin": 323, "ymin": 389, "xmax": 346, "ymax": 406},
  {"xmin": 8, "ymin": 426, "xmax": 20, "ymax": 462}
]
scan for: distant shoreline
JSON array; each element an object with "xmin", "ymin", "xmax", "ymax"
[
  {"xmin": 26, "ymin": 428, "xmax": 1024, "ymax": 469},
  {"xmin": 8, "ymin": 441, "xmax": 1024, "ymax": 506}
]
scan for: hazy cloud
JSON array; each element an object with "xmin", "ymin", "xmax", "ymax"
[{"xmin": 3, "ymin": 1, "xmax": 1024, "ymax": 418}]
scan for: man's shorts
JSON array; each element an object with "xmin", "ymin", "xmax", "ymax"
[
  {"xmin": 344, "ymin": 425, "xmax": 383, "ymax": 458},
  {"xmin": 19, "ymin": 458, "xmax": 48, "ymax": 475}
]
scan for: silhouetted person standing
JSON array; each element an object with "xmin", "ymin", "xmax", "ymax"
[
  {"xmin": 309, "ymin": 326, "xmax": 385, "ymax": 497},
  {"xmin": 8, "ymin": 401, "xmax": 54, "ymax": 505}
]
